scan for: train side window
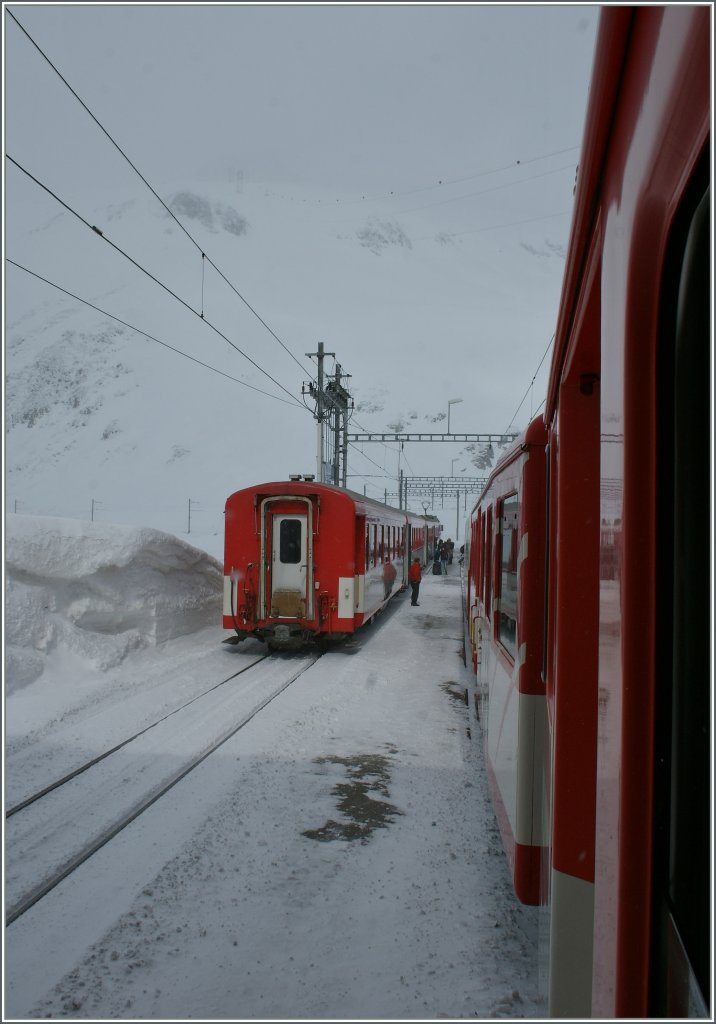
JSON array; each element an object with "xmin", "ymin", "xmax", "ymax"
[
  {"xmin": 497, "ymin": 494, "xmax": 519, "ymax": 659},
  {"xmin": 279, "ymin": 519, "xmax": 302, "ymax": 564}
]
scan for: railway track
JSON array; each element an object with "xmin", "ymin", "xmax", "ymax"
[
  {"xmin": 5, "ymin": 654, "xmax": 270, "ymax": 818},
  {"xmin": 5, "ymin": 652, "xmax": 320, "ymax": 926}
]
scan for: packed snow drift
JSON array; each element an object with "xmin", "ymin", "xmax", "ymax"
[{"xmin": 5, "ymin": 514, "xmax": 222, "ymax": 694}]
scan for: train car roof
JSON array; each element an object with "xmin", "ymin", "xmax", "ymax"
[
  {"xmin": 472, "ymin": 416, "xmax": 548, "ymax": 510},
  {"xmin": 226, "ymin": 479, "xmax": 443, "ymax": 526}
]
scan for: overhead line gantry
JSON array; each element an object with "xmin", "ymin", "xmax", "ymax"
[{"xmin": 347, "ymin": 432, "xmax": 518, "ymax": 444}]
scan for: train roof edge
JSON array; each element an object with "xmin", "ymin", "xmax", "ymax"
[{"xmin": 225, "ymin": 478, "xmax": 443, "ymax": 525}]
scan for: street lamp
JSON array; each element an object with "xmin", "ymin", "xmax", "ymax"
[{"xmin": 447, "ymin": 397, "xmax": 463, "ymax": 434}]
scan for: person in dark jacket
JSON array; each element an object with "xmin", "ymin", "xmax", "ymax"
[
  {"xmin": 440, "ymin": 546, "xmax": 448, "ymax": 574},
  {"xmin": 408, "ymin": 556, "xmax": 422, "ymax": 606}
]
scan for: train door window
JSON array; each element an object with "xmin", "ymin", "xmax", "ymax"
[
  {"xmin": 279, "ymin": 519, "xmax": 302, "ymax": 563},
  {"xmin": 380, "ymin": 526, "xmax": 385, "ymax": 562},
  {"xmin": 485, "ymin": 507, "xmax": 493, "ymax": 618},
  {"xmin": 497, "ymin": 494, "xmax": 519, "ymax": 659},
  {"xmin": 365, "ymin": 527, "xmax": 370, "ymax": 572},
  {"xmin": 475, "ymin": 510, "xmax": 483, "ymax": 599},
  {"xmin": 653, "ymin": 182, "xmax": 710, "ymax": 1015}
]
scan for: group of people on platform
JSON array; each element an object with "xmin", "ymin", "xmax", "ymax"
[
  {"xmin": 408, "ymin": 537, "xmax": 456, "ymax": 606},
  {"xmin": 432, "ymin": 537, "xmax": 454, "ymax": 576},
  {"xmin": 381, "ymin": 536, "xmax": 456, "ymax": 608}
]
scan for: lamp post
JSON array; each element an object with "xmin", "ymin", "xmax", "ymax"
[{"xmin": 447, "ymin": 397, "xmax": 463, "ymax": 434}]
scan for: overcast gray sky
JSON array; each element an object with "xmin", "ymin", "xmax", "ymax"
[
  {"xmin": 3, "ymin": 2, "xmax": 602, "ymax": 492},
  {"xmin": 4, "ymin": 4, "xmax": 599, "ymax": 196}
]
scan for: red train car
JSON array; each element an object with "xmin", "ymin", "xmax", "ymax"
[
  {"xmin": 223, "ymin": 475, "xmax": 441, "ymax": 649},
  {"xmin": 464, "ymin": 417, "xmax": 549, "ymax": 906},
  {"xmin": 465, "ymin": 7, "xmax": 710, "ymax": 1018}
]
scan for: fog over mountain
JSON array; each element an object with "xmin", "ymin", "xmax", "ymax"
[
  {"xmin": 4, "ymin": 3, "xmax": 601, "ymax": 549},
  {"xmin": 6, "ymin": 171, "xmax": 570, "ymax": 546}
]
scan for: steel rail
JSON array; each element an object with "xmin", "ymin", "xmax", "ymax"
[
  {"xmin": 6, "ymin": 655, "xmax": 319, "ymax": 926},
  {"xmin": 6, "ymin": 654, "xmax": 270, "ymax": 819}
]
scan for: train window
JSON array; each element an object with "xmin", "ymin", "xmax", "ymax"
[
  {"xmin": 279, "ymin": 519, "xmax": 302, "ymax": 564},
  {"xmin": 653, "ymin": 182, "xmax": 710, "ymax": 1015},
  {"xmin": 497, "ymin": 495, "xmax": 519, "ymax": 659},
  {"xmin": 475, "ymin": 510, "xmax": 483, "ymax": 600},
  {"xmin": 365, "ymin": 528, "xmax": 370, "ymax": 572},
  {"xmin": 485, "ymin": 507, "xmax": 493, "ymax": 618}
]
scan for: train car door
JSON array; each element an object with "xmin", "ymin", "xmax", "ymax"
[{"xmin": 270, "ymin": 514, "xmax": 307, "ymax": 618}]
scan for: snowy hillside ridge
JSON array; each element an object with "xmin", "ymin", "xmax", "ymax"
[
  {"xmin": 7, "ymin": 322, "xmax": 134, "ymax": 434},
  {"xmin": 5, "ymin": 515, "xmax": 223, "ymax": 694},
  {"xmin": 356, "ymin": 217, "xmax": 412, "ymax": 254},
  {"xmin": 167, "ymin": 191, "xmax": 249, "ymax": 236}
]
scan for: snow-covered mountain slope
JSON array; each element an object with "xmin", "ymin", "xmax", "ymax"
[{"xmin": 5, "ymin": 176, "xmax": 566, "ymax": 538}]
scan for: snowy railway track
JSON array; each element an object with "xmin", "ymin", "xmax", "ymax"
[
  {"xmin": 5, "ymin": 654, "xmax": 271, "ymax": 818},
  {"xmin": 5, "ymin": 652, "xmax": 320, "ymax": 926}
]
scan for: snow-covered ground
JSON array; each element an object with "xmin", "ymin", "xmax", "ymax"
[{"xmin": 4, "ymin": 515, "xmax": 544, "ymax": 1020}]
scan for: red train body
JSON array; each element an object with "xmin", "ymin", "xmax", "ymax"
[
  {"xmin": 465, "ymin": 7, "xmax": 710, "ymax": 1018},
  {"xmin": 223, "ymin": 476, "xmax": 441, "ymax": 649}
]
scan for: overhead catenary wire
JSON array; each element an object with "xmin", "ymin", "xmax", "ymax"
[
  {"xmin": 6, "ymin": 8, "xmax": 563, "ymax": 488},
  {"xmin": 504, "ymin": 334, "xmax": 555, "ymax": 435},
  {"xmin": 5, "ymin": 7, "xmax": 316, "ymax": 383},
  {"xmin": 6, "ymin": 154, "xmax": 306, "ymax": 412},
  {"xmin": 403, "ymin": 161, "xmax": 577, "ymax": 216},
  {"xmin": 310, "ymin": 145, "xmax": 581, "ymax": 206},
  {"xmin": 348, "ymin": 409, "xmax": 418, "ymax": 478},
  {"xmin": 6, "ymin": 259, "xmax": 304, "ymax": 408}
]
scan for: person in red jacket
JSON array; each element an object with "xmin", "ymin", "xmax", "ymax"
[
  {"xmin": 382, "ymin": 557, "xmax": 397, "ymax": 600},
  {"xmin": 408, "ymin": 556, "xmax": 422, "ymax": 606}
]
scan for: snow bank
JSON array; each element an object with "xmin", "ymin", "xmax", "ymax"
[{"xmin": 4, "ymin": 515, "xmax": 223, "ymax": 693}]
